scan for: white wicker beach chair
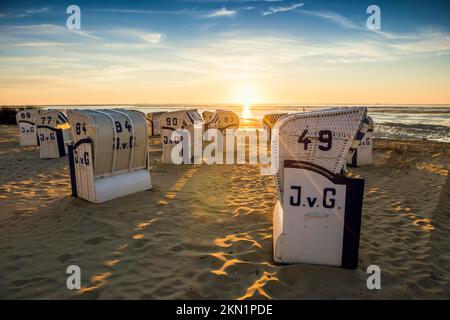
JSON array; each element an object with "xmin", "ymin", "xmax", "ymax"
[
  {"xmin": 67, "ymin": 109, "xmax": 152, "ymax": 203},
  {"xmin": 36, "ymin": 110, "xmax": 71, "ymax": 159},
  {"xmin": 262, "ymin": 113, "xmax": 288, "ymax": 142},
  {"xmin": 160, "ymin": 109, "xmax": 204, "ymax": 164},
  {"xmin": 16, "ymin": 108, "xmax": 40, "ymax": 146},
  {"xmin": 202, "ymin": 111, "xmax": 215, "ymax": 127},
  {"xmin": 347, "ymin": 116, "xmax": 374, "ymax": 166},
  {"xmin": 271, "ymin": 107, "xmax": 367, "ymax": 268},
  {"xmin": 146, "ymin": 111, "xmax": 166, "ymax": 137},
  {"xmin": 207, "ymin": 110, "xmax": 240, "ymax": 131},
  {"xmin": 272, "ymin": 107, "xmax": 367, "ymax": 200}
]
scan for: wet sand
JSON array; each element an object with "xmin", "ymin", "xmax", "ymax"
[{"xmin": 0, "ymin": 124, "xmax": 449, "ymax": 299}]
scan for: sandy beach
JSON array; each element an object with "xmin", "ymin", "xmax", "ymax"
[{"xmin": 0, "ymin": 123, "xmax": 448, "ymax": 299}]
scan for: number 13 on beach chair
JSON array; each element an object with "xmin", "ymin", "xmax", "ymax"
[
  {"xmin": 67, "ymin": 109, "xmax": 152, "ymax": 203},
  {"xmin": 271, "ymin": 107, "xmax": 368, "ymax": 269}
]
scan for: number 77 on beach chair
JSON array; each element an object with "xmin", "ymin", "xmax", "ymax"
[
  {"xmin": 271, "ymin": 107, "xmax": 367, "ymax": 269},
  {"xmin": 67, "ymin": 109, "xmax": 152, "ymax": 203},
  {"xmin": 36, "ymin": 110, "xmax": 71, "ymax": 159}
]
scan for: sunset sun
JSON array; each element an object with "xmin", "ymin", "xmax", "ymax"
[{"xmin": 231, "ymin": 84, "xmax": 261, "ymax": 118}]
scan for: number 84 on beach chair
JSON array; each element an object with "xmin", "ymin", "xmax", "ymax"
[{"xmin": 271, "ymin": 107, "xmax": 367, "ymax": 269}]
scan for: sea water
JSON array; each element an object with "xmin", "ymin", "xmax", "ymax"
[{"xmin": 46, "ymin": 104, "xmax": 450, "ymax": 143}]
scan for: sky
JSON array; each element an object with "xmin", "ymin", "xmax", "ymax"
[{"xmin": 0, "ymin": 0, "xmax": 449, "ymax": 105}]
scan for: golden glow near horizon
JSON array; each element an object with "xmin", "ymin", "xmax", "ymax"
[
  {"xmin": 1, "ymin": 17, "xmax": 450, "ymax": 105},
  {"xmin": 231, "ymin": 84, "xmax": 261, "ymax": 119}
]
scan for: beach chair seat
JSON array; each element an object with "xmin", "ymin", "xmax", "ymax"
[
  {"xmin": 271, "ymin": 107, "xmax": 367, "ymax": 268},
  {"xmin": 146, "ymin": 111, "xmax": 166, "ymax": 136},
  {"xmin": 36, "ymin": 110, "xmax": 71, "ymax": 158},
  {"xmin": 16, "ymin": 108, "xmax": 40, "ymax": 146},
  {"xmin": 67, "ymin": 109, "xmax": 152, "ymax": 203},
  {"xmin": 160, "ymin": 109, "xmax": 204, "ymax": 164}
]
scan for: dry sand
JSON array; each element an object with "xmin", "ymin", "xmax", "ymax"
[{"xmin": 0, "ymin": 124, "xmax": 449, "ymax": 299}]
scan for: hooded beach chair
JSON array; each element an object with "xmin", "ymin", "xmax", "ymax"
[
  {"xmin": 160, "ymin": 109, "xmax": 204, "ymax": 164},
  {"xmin": 207, "ymin": 110, "xmax": 240, "ymax": 131},
  {"xmin": 262, "ymin": 113, "xmax": 288, "ymax": 143},
  {"xmin": 146, "ymin": 111, "xmax": 166, "ymax": 137},
  {"xmin": 347, "ymin": 116, "xmax": 374, "ymax": 167},
  {"xmin": 36, "ymin": 110, "xmax": 72, "ymax": 158},
  {"xmin": 271, "ymin": 107, "xmax": 367, "ymax": 268},
  {"xmin": 16, "ymin": 108, "xmax": 40, "ymax": 146},
  {"xmin": 203, "ymin": 110, "xmax": 240, "ymax": 160},
  {"xmin": 67, "ymin": 109, "xmax": 152, "ymax": 203},
  {"xmin": 202, "ymin": 111, "xmax": 214, "ymax": 129}
]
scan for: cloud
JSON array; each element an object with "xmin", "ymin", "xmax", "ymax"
[
  {"xmin": 1, "ymin": 7, "xmax": 50, "ymax": 18},
  {"xmin": 88, "ymin": 8, "xmax": 196, "ymax": 15},
  {"xmin": 140, "ymin": 33, "xmax": 165, "ymax": 44},
  {"xmin": 205, "ymin": 7, "xmax": 236, "ymax": 18},
  {"xmin": 0, "ymin": 24, "xmax": 102, "ymax": 41},
  {"xmin": 301, "ymin": 10, "xmax": 361, "ymax": 29},
  {"xmin": 263, "ymin": 3, "xmax": 303, "ymax": 16}
]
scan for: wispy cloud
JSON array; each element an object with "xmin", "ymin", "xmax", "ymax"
[
  {"xmin": 205, "ymin": 7, "xmax": 236, "ymax": 18},
  {"xmin": 88, "ymin": 8, "xmax": 196, "ymax": 15},
  {"xmin": 140, "ymin": 32, "xmax": 166, "ymax": 44},
  {"xmin": 301, "ymin": 10, "xmax": 361, "ymax": 29},
  {"xmin": 0, "ymin": 24, "xmax": 102, "ymax": 41},
  {"xmin": 0, "ymin": 7, "xmax": 50, "ymax": 19},
  {"xmin": 263, "ymin": 3, "xmax": 303, "ymax": 16}
]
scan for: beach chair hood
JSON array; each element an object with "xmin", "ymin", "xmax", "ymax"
[{"xmin": 272, "ymin": 107, "xmax": 367, "ymax": 201}]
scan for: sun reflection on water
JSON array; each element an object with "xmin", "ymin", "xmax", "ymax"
[{"xmin": 242, "ymin": 103, "xmax": 252, "ymax": 119}]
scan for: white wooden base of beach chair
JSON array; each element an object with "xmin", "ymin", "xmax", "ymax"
[
  {"xmin": 37, "ymin": 127, "xmax": 68, "ymax": 158},
  {"xmin": 18, "ymin": 122, "xmax": 38, "ymax": 146},
  {"xmin": 69, "ymin": 143, "xmax": 152, "ymax": 203},
  {"xmin": 348, "ymin": 131, "xmax": 373, "ymax": 167},
  {"xmin": 273, "ymin": 161, "xmax": 364, "ymax": 269}
]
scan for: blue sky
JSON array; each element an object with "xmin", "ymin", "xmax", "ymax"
[{"xmin": 1, "ymin": 0, "xmax": 449, "ymax": 104}]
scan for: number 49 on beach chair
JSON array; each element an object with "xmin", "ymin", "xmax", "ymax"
[
  {"xmin": 271, "ymin": 107, "xmax": 368, "ymax": 269},
  {"xmin": 67, "ymin": 109, "xmax": 152, "ymax": 203}
]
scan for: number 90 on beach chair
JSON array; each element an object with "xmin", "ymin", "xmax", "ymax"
[
  {"xmin": 160, "ymin": 109, "xmax": 204, "ymax": 164},
  {"xmin": 16, "ymin": 108, "xmax": 39, "ymax": 147},
  {"xmin": 36, "ymin": 110, "xmax": 71, "ymax": 159},
  {"xmin": 67, "ymin": 109, "xmax": 152, "ymax": 203},
  {"xmin": 272, "ymin": 107, "xmax": 367, "ymax": 268}
]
